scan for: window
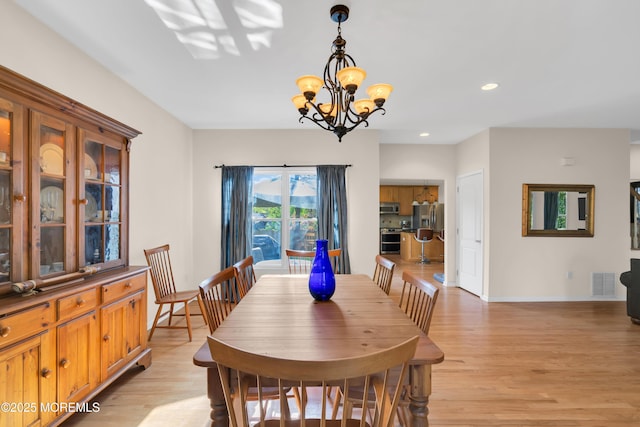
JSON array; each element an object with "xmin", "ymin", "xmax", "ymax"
[{"xmin": 252, "ymin": 168, "xmax": 317, "ymax": 267}]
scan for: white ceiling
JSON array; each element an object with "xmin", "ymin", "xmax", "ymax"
[{"xmin": 13, "ymin": 0, "xmax": 640, "ymax": 145}]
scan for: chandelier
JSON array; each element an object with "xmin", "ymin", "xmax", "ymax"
[{"xmin": 291, "ymin": 5, "xmax": 393, "ymax": 142}]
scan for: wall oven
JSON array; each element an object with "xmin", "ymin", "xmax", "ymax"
[{"xmin": 380, "ymin": 229, "xmax": 401, "ymax": 254}]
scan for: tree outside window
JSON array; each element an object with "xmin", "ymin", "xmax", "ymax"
[{"xmin": 556, "ymin": 191, "xmax": 567, "ymax": 229}]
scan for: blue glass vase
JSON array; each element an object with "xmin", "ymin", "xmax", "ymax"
[{"xmin": 308, "ymin": 239, "xmax": 336, "ymax": 301}]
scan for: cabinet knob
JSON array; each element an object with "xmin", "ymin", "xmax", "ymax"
[
  {"xmin": 124, "ymin": 282, "xmax": 132, "ymax": 288},
  {"xmin": 103, "ymin": 334, "xmax": 110, "ymax": 342},
  {"xmin": 41, "ymin": 368, "xmax": 52, "ymax": 379},
  {"xmin": 60, "ymin": 358, "xmax": 71, "ymax": 369},
  {"xmin": 14, "ymin": 194, "xmax": 26, "ymax": 202},
  {"xmin": 0, "ymin": 326, "xmax": 10, "ymax": 338},
  {"xmin": 76, "ymin": 298, "xmax": 85, "ymax": 306},
  {"xmin": 79, "ymin": 199, "xmax": 89, "ymax": 205}
]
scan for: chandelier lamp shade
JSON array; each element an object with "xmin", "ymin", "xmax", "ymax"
[{"xmin": 291, "ymin": 5, "xmax": 393, "ymax": 142}]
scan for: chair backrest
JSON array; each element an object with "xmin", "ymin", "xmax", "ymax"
[
  {"xmin": 286, "ymin": 248, "xmax": 342, "ymax": 274},
  {"xmin": 232, "ymin": 255, "xmax": 256, "ymax": 299},
  {"xmin": 144, "ymin": 244, "xmax": 177, "ymax": 301},
  {"xmin": 373, "ymin": 255, "xmax": 396, "ymax": 295},
  {"xmin": 208, "ymin": 334, "xmax": 419, "ymax": 427},
  {"xmin": 199, "ymin": 266, "xmax": 241, "ymax": 334},
  {"xmin": 398, "ymin": 271, "xmax": 440, "ymax": 335},
  {"xmin": 415, "ymin": 228, "xmax": 434, "ymax": 242}
]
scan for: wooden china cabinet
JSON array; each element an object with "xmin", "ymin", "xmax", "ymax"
[{"xmin": 0, "ymin": 65, "xmax": 150, "ymax": 426}]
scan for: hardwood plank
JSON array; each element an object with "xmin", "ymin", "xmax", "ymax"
[{"xmin": 61, "ymin": 257, "xmax": 640, "ymax": 426}]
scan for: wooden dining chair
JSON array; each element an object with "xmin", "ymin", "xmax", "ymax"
[
  {"xmin": 286, "ymin": 248, "xmax": 342, "ymax": 274},
  {"xmin": 395, "ymin": 271, "xmax": 440, "ymax": 425},
  {"xmin": 334, "ymin": 271, "xmax": 440, "ymax": 425},
  {"xmin": 398, "ymin": 270, "xmax": 440, "ymax": 335},
  {"xmin": 144, "ymin": 244, "xmax": 205, "ymax": 342},
  {"xmin": 372, "ymin": 255, "xmax": 396, "ymax": 295},
  {"xmin": 199, "ymin": 267, "xmax": 302, "ymax": 414},
  {"xmin": 232, "ymin": 255, "xmax": 256, "ymax": 299},
  {"xmin": 198, "ymin": 266, "xmax": 240, "ymax": 334},
  {"xmin": 208, "ymin": 334, "xmax": 419, "ymax": 427}
]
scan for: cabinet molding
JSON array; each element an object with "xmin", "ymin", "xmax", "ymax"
[{"xmin": 0, "ymin": 65, "xmax": 140, "ymax": 139}]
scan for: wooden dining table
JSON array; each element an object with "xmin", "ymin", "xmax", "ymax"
[{"xmin": 193, "ymin": 273, "xmax": 444, "ymax": 426}]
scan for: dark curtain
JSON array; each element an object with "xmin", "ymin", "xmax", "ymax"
[
  {"xmin": 221, "ymin": 166, "xmax": 254, "ymax": 268},
  {"xmin": 543, "ymin": 191, "xmax": 558, "ymax": 230},
  {"xmin": 317, "ymin": 165, "xmax": 351, "ymax": 274}
]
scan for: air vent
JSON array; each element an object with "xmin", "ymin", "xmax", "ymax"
[{"xmin": 591, "ymin": 272, "xmax": 616, "ymax": 297}]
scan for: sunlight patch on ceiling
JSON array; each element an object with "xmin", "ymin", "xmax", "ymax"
[{"xmin": 144, "ymin": 0, "xmax": 282, "ymax": 59}]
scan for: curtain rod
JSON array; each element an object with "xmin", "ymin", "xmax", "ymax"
[{"xmin": 213, "ymin": 164, "xmax": 352, "ymax": 169}]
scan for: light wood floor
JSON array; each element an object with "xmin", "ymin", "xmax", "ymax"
[{"xmin": 62, "ymin": 257, "xmax": 640, "ymax": 426}]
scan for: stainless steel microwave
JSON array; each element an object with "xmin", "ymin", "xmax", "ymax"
[{"xmin": 379, "ymin": 202, "xmax": 400, "ymax": 215}]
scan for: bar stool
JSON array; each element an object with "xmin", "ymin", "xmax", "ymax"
[{"xmin": 414, "ymin": 228, "xmax": 434, "ymax": 264}]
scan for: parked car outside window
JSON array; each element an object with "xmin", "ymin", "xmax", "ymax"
[{"xmin": 252, "ymin": 234, "xmax": 281, "ymax": 261}]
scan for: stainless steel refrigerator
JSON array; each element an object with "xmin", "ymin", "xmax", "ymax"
[{"xmin": 412, "ymin": 202, "xmax": 444, "ymax": 231}]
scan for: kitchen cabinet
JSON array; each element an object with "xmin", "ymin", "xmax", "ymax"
[
  {"xmin": 398, "ymin": 186, "xmax": 414, "ymax": 215},
  {"xmin": 379, "ymin": 185, "xmax": 398, "ymax": 203},
  {"xmin": 380, "ymin": 185, "xmax": 440, "ymax": 214},
  {"xmin": 0, "ymin": 65, "xmax": 150, "ymax": 426}
]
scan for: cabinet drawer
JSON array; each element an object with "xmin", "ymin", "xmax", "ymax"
[
  {"xmin": 102, "ymin": 274, "xmax": 146, "ymax": 305},
  {"xmin": 0, "ymin": 303, "xmax": 54, "ymax": 348},
  {"xmin": 58, "ymin": 288, "xmax": 98, "ymax": 321}
]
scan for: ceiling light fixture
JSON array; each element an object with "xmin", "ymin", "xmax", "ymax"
[
  {"xmin": 481, "ymin": 82, "xmax": 499, "ymax": 91},
  {"xmin": 420, "ymin": 132, "xmax": 430, "ymax": 137},
  {"xmin": 292, "ymin": 5, "xmax": 392, "ymax": 142}
]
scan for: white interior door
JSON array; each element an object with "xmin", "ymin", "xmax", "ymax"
[{"xmin": 457, "ymin": 171, "xmax": 483, "ymax": 297}]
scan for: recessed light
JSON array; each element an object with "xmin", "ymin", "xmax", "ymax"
[
  {"xmin": 419, "ymin": 132, "xmax": 430, "ymax": 137},
  {"xmin": 481, "ymin": 83, "xmax": 499, "ymax": 91}
]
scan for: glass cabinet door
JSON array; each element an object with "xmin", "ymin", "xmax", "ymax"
[
  {"xmin": 0, "ymin": 97, "xmax": 24, "ymax": 284},
  {"xmin": 80, "ymin": 129, "xmax": 125, "ymax": 269},
  {"xmin": 31, "ymin": 111, "xmax": 74, "ymax": 279}
]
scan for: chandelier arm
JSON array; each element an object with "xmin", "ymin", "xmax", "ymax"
[
  {"xmin": 307, "ymin": 103, "xmax": 338, "ymax": 128},
  {"xmin": 298, "ymin": 115, "xmax": 332, "ymax": 132},
  {"xmin": 342, "ymin": 53, "xmax": 357, "ymax": 67}
]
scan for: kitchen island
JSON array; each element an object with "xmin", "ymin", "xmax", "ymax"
[{"xmin": 400, "ymin": 231, "xmax": 444, "ymax": 262}]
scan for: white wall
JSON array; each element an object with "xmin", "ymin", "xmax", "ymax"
[
  {"xmin": 456, "ymin": 130, "xmax": 491, "ymax": 297},
  {"xmin": 192, "ymin": 129, "xmax": 381, "ymax": 284},
  {"xmin": 3, "ymin": 2, "xmax": 195, "ymax": 326},
  {"xmin": 487, "ymin": 128, "xmax": 629, "ymax": 301},
  {"xmin": 631, "ymin": 145, "xmax": 640, "ymax": 180},
  {"xmin": 379, "ymin": 144, "xmax": 457, "ymax": 284}
]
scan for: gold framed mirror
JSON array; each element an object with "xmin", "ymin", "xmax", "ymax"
[{"xmin": 522, "ymin": 184, "xmax": 595, "ymax": 237}]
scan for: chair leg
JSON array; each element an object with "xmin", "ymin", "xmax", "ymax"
[
  {"xmin": 331, "ymin": 387, "xmax": 343, "ymax": 419},
  {"xmin": 167, "ymin": 303, "xmax": 176, "ymax": 326},
  {"xmin": 148, "ymin": 304, "xmax": 164, "ymax": 341},
  {"xmin": 184, "ymin": 301, "xmax": 193, "ymax": 342},
  {"xmin": 292, "ymin": 387, "xmax": 302, "ymax": 412}
]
